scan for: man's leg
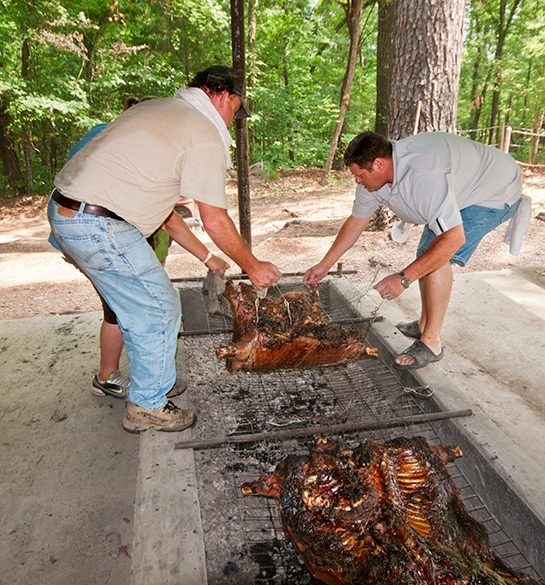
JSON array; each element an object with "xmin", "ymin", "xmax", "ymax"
[
  {"xmin": 98, "ymin": 320, "xmax": 125, "ymax": 380},
  {"xmin": 395, "ymin": 263, "xmax": 452, "ymax": 367},
  {"xmin": 48, "ymin": 199, "xmax": 194, "ymax": 431}
]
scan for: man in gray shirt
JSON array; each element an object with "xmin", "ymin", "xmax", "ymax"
[{"xmin": 304, "ymin": 131, "xmax": 524, "ymax": 370}]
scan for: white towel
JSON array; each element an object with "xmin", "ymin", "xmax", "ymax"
[
  {"xmin": 504, "ymin": 194, "xmax": 532, "ymax": 256},
  {"xmin": 391, "ymin": 218, "xmax": 413, "ymax": 243},
  {"xmin": 174, "ymin": 86, "xmax": 233, "ymax": 168}
]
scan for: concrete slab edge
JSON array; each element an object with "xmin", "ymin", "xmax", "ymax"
[{"xmin": 131, "ymin": 336, "xmax": 207, "ymax": 585}]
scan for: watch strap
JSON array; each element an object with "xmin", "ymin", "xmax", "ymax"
[{"xmin": 399, "ymin": 271, "xmax": 410, "ymax": 289}]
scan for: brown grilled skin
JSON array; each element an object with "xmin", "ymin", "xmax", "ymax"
[
  {"xmin": 217, "ymin": 282, "xmax": 378, "ymax": 371},
  {"xmin": 242, "ymin": 436, "xmax": 545, "ymax": 585}
]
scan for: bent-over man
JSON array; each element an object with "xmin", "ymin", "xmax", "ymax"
[
  {"xmin": 49, "ymin": 65, "xmax": 279, "ymax": 432},
  {"xmin": 304, "ymin": 131, "xmax": 525, "ymax": 370}
]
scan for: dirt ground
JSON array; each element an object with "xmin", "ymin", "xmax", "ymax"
[{"xmin": 1, "ymin": 166, "xmax": 544, "ymax": 321}]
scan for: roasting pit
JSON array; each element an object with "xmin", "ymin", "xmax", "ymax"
[{"xmin": 178, "ymin": 279, "xmax": 544, "ymax": 584}]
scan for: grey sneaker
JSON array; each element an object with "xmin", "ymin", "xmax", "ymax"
[
  {"xmin": 166, "ymin": 379, "xmax": 187, "ymax": 399},
  {"xmin": 92, "ymin": 370, "xmax": 130, "ymax": 399},
  {"xmin": 122, "ymin": 400, "xmax": 197, "ymax": 434}
]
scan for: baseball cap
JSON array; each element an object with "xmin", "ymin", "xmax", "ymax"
[{"xmin": 191, "ymin": 65, "xmax": 250, "ymax": 119}]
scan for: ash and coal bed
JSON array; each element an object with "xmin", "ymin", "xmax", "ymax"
[{"xmin": 179, "ymin": 281, "xmax": 541, "ymax": 585}]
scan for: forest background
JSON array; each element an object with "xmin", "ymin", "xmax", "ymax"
[{"xmin": 1, "ymin": 0, "xmax": 545, "ymax": 198}]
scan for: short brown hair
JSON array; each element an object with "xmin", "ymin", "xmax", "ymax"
[{"xmin": 344, "ymin": 132, "xmax": 392, "ymax": 170}]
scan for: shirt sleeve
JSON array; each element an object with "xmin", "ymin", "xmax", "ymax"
[
  {"xmin": 351, "ymin": 184, "xmax": 380, "ymax": 219},
  {"xmin": 178, "ymin": 143, "xmax": 228, "ymax": 209}
]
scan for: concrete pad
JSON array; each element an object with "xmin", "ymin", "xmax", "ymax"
[
  {"xmin": 3, "ymin": 268, "xmax": 545, "ymax": 583},
  {"xmin": 0, "ymin": 312, "xmax": 137, "ymax": 585}
]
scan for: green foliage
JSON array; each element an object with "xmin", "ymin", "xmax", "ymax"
[
  {"xmin": 458, "ymin": 0, "xmax": 545, "ymax": 160},
  {"xmin": 2, "ymin": 0, "xmax": 545, "ymax": 195}
]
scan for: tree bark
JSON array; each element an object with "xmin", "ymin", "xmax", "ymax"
[
  {"xmin": 388, "ymin": 0, "xmax": 466, "ymax": 140},
  {"xmin": 321, "ymin": 0, "xmax": 364, "ymax": 184},
  {"xmin": 375, "ymin": 0, "xmax": 397, "ymax": 137}
]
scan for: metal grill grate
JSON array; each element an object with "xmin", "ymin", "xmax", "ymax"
[{"xmin": 179, "ymin": 281, "xmax": 541, "ymax": 584}]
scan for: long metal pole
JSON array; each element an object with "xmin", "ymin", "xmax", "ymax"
[
  {"xmin": 174, "ymin": 409, "xmax": 473, "ymax": 450},
  {"xmin": 230, "ymin": 0, "xmax": 252, "ymax": 249}
]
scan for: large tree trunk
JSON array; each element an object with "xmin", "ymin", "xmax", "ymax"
[
  {"xmin": 375, "ymin": 0, "xmax": 397, "ymax": 137},
  {"xmin": 388, "ymin": 0, "xmax": 465, "ymax": 140},
  {"xmin": 321, "ymin": 0, "xmax": 364, "ymax": 184}
]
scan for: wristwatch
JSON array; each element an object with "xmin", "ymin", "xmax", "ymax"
[{"xmin": 399, "ymin": 271, "xmax": 410, "ymax": 289}]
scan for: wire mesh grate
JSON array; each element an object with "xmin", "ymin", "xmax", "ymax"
[{"xmin": 180, "ymin": 282, "xmax": 541, "ymax": 584}]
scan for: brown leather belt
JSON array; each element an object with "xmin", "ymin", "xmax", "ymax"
[{"xmin": 52, "ymin": 189, "xmax": 124, "ymax": 221}]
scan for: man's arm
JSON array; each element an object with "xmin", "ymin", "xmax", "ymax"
[
  {"xmin": 198, "ymin": 202, "xmax": 279, "ymax": 289},
  {"xmin": 163, "ymin": 210, "xmax": 229, "ymax": 275},
  {"xmin": 374, "ymin": 224, "xmax": 466, "ymax": 299},
  {"xmin": 303, "ymin": 215, "xmax": 371, "ymax": 287}
]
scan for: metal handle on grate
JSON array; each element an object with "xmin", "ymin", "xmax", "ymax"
[{"xmin": 173, "ymin": 409, "xmax": 473, "ymax": 450}]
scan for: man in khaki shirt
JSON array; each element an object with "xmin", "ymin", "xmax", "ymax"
[{"xmin": 49, "ymin": 65, "xmax": 279, "ymax": 433}]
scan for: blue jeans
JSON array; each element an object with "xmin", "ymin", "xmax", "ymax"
[
  {"xmin": 48, "ymin": 198, "xmax": 181, "ymax": 410},
  {"xmin": 417, "ymin": 199, "xmax": 521, "ymax": 266}
]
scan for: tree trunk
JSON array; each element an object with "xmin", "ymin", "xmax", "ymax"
[
  {"xmin": 488, "ymin": 0, "xmax": 525, "ymax": 145},
  {"xmin": 321, "ymin": 0, "xmax": 364, "ymax": 184},
  {"xmin": 375, "ymin": 0, "xmax": 397, "ymax": 137},
  {"xmin": 247, "ymin": 0, "xmax": 257, "ymax": 156},
  {"xmin": 0, "ymin": 104, "xmax": 24, "ymax": 188},
  {"xmin": 21, "ymin": 38, "xmax": 35, "ymax": 193},
  {"xmin": 388, "ymin": 0, "xmax": 465, "ymax": 140}
]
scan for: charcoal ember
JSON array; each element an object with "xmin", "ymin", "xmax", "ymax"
[
  {"xmin": 242, "ymin": 436, "xmax": 544, "ymax": 585},
  {"xmin": 216, "ymin": 282, "xmax": 377, "ymax": 372}
]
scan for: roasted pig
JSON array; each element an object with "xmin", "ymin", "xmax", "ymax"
[
  {"xmin": 242, "ymin": 436, "xmax": 544, "ymax": 585},
  {"xmin": 216, "ymin": 282, "xmax": 377, "ymax": 372}
]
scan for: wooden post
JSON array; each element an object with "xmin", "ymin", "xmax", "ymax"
[
  {"xmin": 503, "ymin": 126, "xmax": 512, "ymax": 154},
  {"xmin": 230, "ymin": 0, "xmax": 252, "ymax": 249}
]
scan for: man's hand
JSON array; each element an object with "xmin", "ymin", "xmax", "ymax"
[
  {"xmin": 246, "ymin": 260, "xmax": 279, "ymax": 290},
  {"xmin": 303, "ymin": 262, "xmax": 329, "ymax": 287},
  {"xmin": 373, "ymin": 273, "xmax": 405, "ymax": 301}
]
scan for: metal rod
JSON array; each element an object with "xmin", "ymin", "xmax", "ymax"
[
  {"xmin": 173, "ymin": 409, "xmax": 473, "ymax": 450},
  {"xmin": 177, "ymin": 316, "xmax": 383, "ymax": 337},
  {"xmin": 170, "ymin": 269, "xmax": 357, "ymax": 284}
]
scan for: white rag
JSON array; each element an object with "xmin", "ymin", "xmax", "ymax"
[
  {"xmin": 391, "ymin": 218, "xmax": 413, "ymax": 244},
  {"xmin": 174, "ymin": 86, "xmax": 233, "ymax": 168},
  {"xmin": 504, "ymin": 194, "xmax": 532, "ymax": 256}
]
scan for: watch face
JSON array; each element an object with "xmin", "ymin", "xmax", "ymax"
[{"xmin": 400, "ymin": 272, "xmax": 410, "ymax": 288}]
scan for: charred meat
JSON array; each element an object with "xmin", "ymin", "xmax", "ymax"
[
  {"xmin": 217, "ymin": 282, "xmax": 377, "ymax": 372},
  {"xmin": 242, "ymin": 436, "xmax": 544, "ymax": 585}
]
